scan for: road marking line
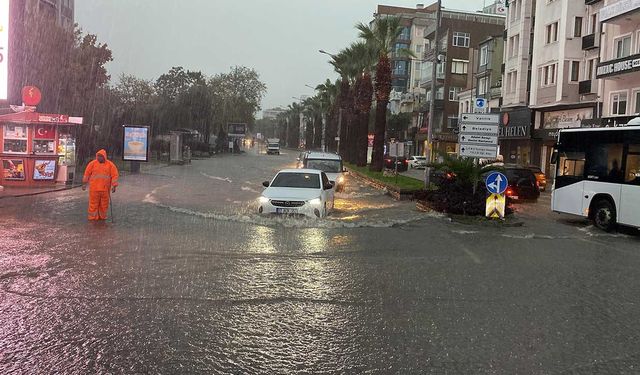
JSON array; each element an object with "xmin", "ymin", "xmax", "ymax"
[{"xmin": 461, "ymin": 246, "xmax": 482, "ymax": 264}]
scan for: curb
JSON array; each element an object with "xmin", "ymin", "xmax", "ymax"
[
  {"xmin": 347, "ymin": 168, "xmax": 419, "ymax": 201},
  {"xmin": 0, "ymin": 184, "xmax": 81, "ymax": 199},
  {"xmin": 416, "ymin": 200, "xmax": 525, "ymax": 227}
]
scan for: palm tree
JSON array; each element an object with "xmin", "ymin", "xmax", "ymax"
[
  {"xmin": 329, "ymin": 47, "xmax": 359, "ymax": 163},
  {"xmin": 357, "ymin": 16, "xmax": 415, "ymax": 171},
  {"xmin": 315, "ymin": 79, "xmax": 338, "ymax": 152},
  {"xmin": 349, "ymin": 41, "xmax": 376, "ymax": 167}
]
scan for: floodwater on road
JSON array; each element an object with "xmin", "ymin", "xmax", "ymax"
[{"xmin": 1, "ymin": 148, "xmax": 640, "ymax": 374}]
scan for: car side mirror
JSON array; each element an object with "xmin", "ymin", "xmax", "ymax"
[
  {"xmin": 324, "ymin": 183, "xmax": 333, "ymax": 190},
  {"xmin": 262, "ymin": 181, "xmax": 270, "ymax": 187},
  {"xmin": 342, "ymin": 168, "xmax": 347, "ymax": 173},
  {"xmin": 296, "ymin": 157, "xmax": 300, "ymax": 161}
]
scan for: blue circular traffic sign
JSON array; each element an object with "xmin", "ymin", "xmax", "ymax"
[{"xmin": 485, "ymin": 171, "xmax": 508, "ymax": 195}]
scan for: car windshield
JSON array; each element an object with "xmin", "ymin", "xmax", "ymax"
[
  {"xmin": 268, "ymin": 143, "xmax": 279, "ymax": 147},
  {"xmin": 305, "ymin": 159, "xmax": 342, "ymax": 173},
  {"xmin": 271, "ymin": 172, "xmax": 320, "ymax": 189}
]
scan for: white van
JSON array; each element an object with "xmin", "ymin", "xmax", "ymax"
[
  {"xmin": 266, "ymin": 138, "xmax": 280, "ymax": 155},
  {"xmin": 302, "ymin": 152, "xmax": 346, "ymax": 192}
]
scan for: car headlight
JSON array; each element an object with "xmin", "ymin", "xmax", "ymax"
[
  {"xmin": 337, "ymin": 176, "xmax": 345, "ymax": 183},
  {"xmin": 259, "ymin": 196, "xmax": 270, "ymax": 203},
  {"xmin": 308, "ymin": 198, "xmax": 322, "ymax": 205}
]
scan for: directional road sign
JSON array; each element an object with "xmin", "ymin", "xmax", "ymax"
[
  {"xmin": 459, "ymin": 144, "xmax": 499, "ymax": 158},
  {"xmin": 474, "ymin": 98, "xmax": 487, "ymax": 111},
  {"xmin": 485, "ymin": 171, "xmax": 508, "ymax": 195},
  {"xmin": 459, "ymin": 134, "xmax": 498, "ymax": 145},
  {"xmin": 459, "ymin": 123, "xmax": 499, "ymax": 135},
  {"xmin": 459, "ymin": 113, "xmax": 500, "ymax": 125}
]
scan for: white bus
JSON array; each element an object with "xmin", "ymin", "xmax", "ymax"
[{"xmin": 552, "ymin": 126, "xmax": 640, "ymax": 231}]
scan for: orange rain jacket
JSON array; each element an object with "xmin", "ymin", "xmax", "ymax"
[{"xmin": 83, "ymin": 149, "xmax": 119, "ymax": 192}]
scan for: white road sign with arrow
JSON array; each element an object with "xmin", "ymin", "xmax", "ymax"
[{"xmin": 458, "ymin": 113, "xmax": 500, "ymax": 159}]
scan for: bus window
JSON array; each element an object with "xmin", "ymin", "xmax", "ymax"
[
  {"xmin": 626, "ymin": 145, "xmax": 640, "ymax": 185},
  {"xmin": 558, "ymin": 152, "xmax": 585, "ymax": 177},
  {"xmin": 585, "ymin": 143, "xmax": 624, "ymax": 181}
]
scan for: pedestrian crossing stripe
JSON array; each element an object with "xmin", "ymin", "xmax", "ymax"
[{"xmin": 486, "ymin": 193, "xmax": 505, "ymax": 219}]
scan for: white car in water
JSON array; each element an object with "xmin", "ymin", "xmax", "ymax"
[
  {"xmin": 301, "ymin": 152, "xmax": 346, "ymax": 192},
  {"xmin": 258, "ymin": 169, "xmax": 335, "ymax": 218}
]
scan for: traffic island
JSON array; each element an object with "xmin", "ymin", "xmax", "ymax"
[
  {"xmin": 346, "ymin": 164, "xmax": 425, "ymax": 201},
  {"xmin": 416, "ymin": 198, "xmax": 523, "ymax": 227}
]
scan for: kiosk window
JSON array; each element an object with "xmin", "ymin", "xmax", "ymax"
[{"xmin": 3, "ymin": 125, "xmax": 28, "ymax": 153}]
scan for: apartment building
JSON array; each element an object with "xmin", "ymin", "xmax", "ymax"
[
  {"xmin": 596, "ymin": 0, "xmax": 640, "ymax": 125},
  {"xmin": 373, "ymin": 4, "xmax": 437, "ymax": 122},
  {"xmin": 459, "ymin": 35, "xmax": 505, "ymax": 115},
  {"xmin": 419, "ymin": 9, "xmax": 505, "ymax": 156}
]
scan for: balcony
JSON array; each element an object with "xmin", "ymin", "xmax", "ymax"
[
  {"xmin": 582, "ymin": 34, "xmax": 598, "ymax": 50},
  {"xmin": 579, "ymin": 80, "xmax": 594, "ymax": 94},
  {"xmin": 419, "ymin": 71, "xmax": 445, "ymax": 87},
  {"xmin": 585, "ymin": 0, "xmax": 602, "ymax": 4}
]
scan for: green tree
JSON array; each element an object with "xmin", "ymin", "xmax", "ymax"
[{"xmin": 357, "ymin": 17, "xmax": 415, "ymax": 171}]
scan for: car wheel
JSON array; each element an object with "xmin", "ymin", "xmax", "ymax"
[{"xmin": 592, "ymin": 199, "xmax": 617, "ymax": 232}]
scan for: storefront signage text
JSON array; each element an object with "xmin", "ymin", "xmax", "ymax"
[
  {"xmin": 600, "ymin": 0, "xmax": 640, "ymax": 22},
  {"xmin": 37, "ymin": 114, "xmax": 69, "ymax": 123},
  {"xmin": 596, "ymin": 54, "xmax": 640, "ymax": 78}
]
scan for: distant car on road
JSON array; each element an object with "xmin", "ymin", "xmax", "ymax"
[
  {"xmin": 501, "ymin": 165, "xmax": 541, "ymax": 202},
  {"xmin": 527, "ymin": 165, "xmax": 548, "ymax": 191},
  {"xmin": 301, "ymin": 152, "xmax": 346, "ymax": 192},
  {"xmin": 408, "ymin": 156, "xmax": 427, "ymax": 169},
  {"xmin": 259, "ymin": 169, "xmax": 335, "ymax": 218},
  {"xmin": 384, "ymin": 156, "xmax": 409, "ymax": 172}
]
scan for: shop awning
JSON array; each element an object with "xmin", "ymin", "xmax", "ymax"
[{"xmin": 0, "ymin": 111, "xmax": 83, "ymax": 125}]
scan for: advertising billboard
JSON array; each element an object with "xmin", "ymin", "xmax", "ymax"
[
  {"xmin": 228, "ymin": 123, "xmax": 247, "ymax": 137},
  {"xmin": 33, "ymin": 159, "xmax": 56, "ymax": 180},
  {"xmin": 0, "ymin": 0, "xmax": 8, "ymax": 101},
  {"xmin": 123, "ymin": 125, "xmax": 149, "ymax": 162},
  {"xmin": 2, "ymin": 159, "xmax": 24, "ymax": 180}
]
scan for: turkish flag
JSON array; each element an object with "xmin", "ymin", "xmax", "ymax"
[{"xmin": 34, "ymin": 125, "xmax": 55, "ymax": 139}]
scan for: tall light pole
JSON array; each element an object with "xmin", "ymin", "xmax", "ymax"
[{"xmin": 425, "ymin": 0, "xmax": 442, "ymax": 189}]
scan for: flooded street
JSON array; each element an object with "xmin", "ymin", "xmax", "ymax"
[{"xmin": 1, "ymin": 150, "xmax": 640, "ymax": 374}]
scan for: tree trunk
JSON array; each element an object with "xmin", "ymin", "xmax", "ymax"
[
  {"xmin": 370, "ymin": 55, "xmax": 392, "ymax": 172},
  {"xmin": 305, "ymin": 117, "xmax": 314, "ymax": 150},
  {"xmin": 313, "ymin": 114, "xmax": 322, "ymax": 149},
  {"xmin": 356, "ymin": 111, "xmax": 369, "ymax": 167},
  {"xmin": 370, "ymin": 102, "xmax": 387, "ymax": 172}
]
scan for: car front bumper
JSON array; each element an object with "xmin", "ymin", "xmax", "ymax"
[{"xmin": 259, "ymin": 201, "xmax": 321, "ymax": 218}]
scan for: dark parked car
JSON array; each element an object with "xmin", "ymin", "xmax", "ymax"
[
  {"xmin": 503, "ymin": 165, "xmax": 541, "ymax": 201},
  {"xmin": 384, "ymin": 156, "xmax": 409, "ymax": 172}
]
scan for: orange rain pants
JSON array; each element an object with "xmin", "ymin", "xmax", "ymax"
[{"xmin": 88, "ymin": 190, "xmax": 110, "ymax": 221}]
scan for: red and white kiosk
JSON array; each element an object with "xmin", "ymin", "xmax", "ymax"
[{"xmin": 0, "ymin": 111, "xmax": 82, "ymax": 187}]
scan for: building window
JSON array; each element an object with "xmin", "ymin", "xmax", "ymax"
[
  {"xmin": 400, "ymin": 27, "xmax": 411, "ymax": 40},
  {"xmin": 634, "ymin": 90, "xmax": 640, "ymax": 114},
  {"xmin": 449, "ymin": 87, "xmax": 461, "ymax": 101},
  {"xmin": 511, "ymin": 71, "xmax": 518, "ymax": 93},
  {"xmin": 451, "ymin": 59, "xmax": 469, "ymax": 74},
  {"xmin": 574, "ymin": 17, "xmax": 583, "ymax": 38},
  {"xmin": 509, "ymin": 34, "xmax": 520, "ymax": 58},
  {"xmin": 416, "ymin": 44, "xmax": 422, "ymax": 54},
  {"xmin": 478, "ymin": 77, "xmax": 489, "ymax": 95},
  {"xmin": 586, "ymin": 58, "xmax": 596, "ymax": 80},
  {"xmin": 545, "ymin": 22, "xmax": 559, "ymax": 44},
  {"xmin": 589, "ymin": 14, "xmax": 597, "ymax": 34},
  {"xmin": 436, "ymin": 87, "xmax": 445, "ymax": 100},
  {"xmin": 570, "ymin": 61, "xmax": 580, "ymax": 82},
  {"xmin": 541, "ymin": 64, "xmax": 557, "ymax": 87},
  {"xmin": 393, "ymin": 61, "xmax": 408, "ymax": 75},
  {"xmin": 636, "ymin": 31, "xmax": 640, "ymax": 54},
  {"xmin": 611, "ymin": 92, "xmax": 628, "ymax": 115},
  {"xmin": 615, "ymin": 35, "xmax": 632, "ymax": 59},
  {"xmin": 480, "ymin": 45, "xmax": 489, "ymax": 66},
  {"xmin": 3, "ymin": 125, "xmax": 28, "ymax": 153},
  {"xmin": 452, "ymin": 32, "xmax": 470, "ymax": 48}
]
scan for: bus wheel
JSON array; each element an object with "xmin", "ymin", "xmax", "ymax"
[{"xmin": 593, "ymin": 199, "xmax": 616, "ymax": 232}]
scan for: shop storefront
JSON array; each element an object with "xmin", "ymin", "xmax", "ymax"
[
  {"xmin": 499, "ymin": 108, "xmax": 532, "ymax": 165},
  {"xmin": 0, "ymin": 112, "xmax": 82, "ymax": 187},
  {"xmin": 432, "ymin": 133, "xmax": 458, "ymax": 158},
  {"xmin": 533, "ymin": 106, "xmax": 595, "ymax": 177}
]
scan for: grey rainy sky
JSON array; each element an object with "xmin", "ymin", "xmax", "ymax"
[{"xmin": 76, "ymin": 0, "xmax": 484, "ymax": 115}]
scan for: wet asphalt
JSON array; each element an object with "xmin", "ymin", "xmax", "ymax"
[{"xmin": 1, "ymin": 148, "xmax": 640, "ymax": 374}]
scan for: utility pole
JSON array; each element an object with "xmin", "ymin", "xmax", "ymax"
[{"xmin": 425, "ymin": 0, "xmax": 442, "ymax": 189}]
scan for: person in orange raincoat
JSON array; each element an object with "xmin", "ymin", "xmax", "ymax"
[{"xmin": 82, "ymin": 149, "xmax": 119, "ymax": 221}]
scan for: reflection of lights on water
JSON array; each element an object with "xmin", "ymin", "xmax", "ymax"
[
  {"xmin": 329, "ymin": 234, "xmax": 353, "ymax": 246},
  {"xmin": 247, "ymin": 225, "xmax": 276, "ymax": 253},
  {"xmin": 300, "ymin": 228, "xmax": 327, "ymax": 252},
  {"xmin": 337, "ymin": 215, "xmax": 360, "ymax": 221},
  {"xmin": 334, "ymin": 200, "xmax": 396, "ymax": 212}
]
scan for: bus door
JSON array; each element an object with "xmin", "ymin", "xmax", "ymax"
[
  {"xmin": 552, "ymin": 152, "xmax": 586, "ymax": 216},
  {"xmin": 619, "ymin": 146, "xmax": 640, "ymax": 227}
]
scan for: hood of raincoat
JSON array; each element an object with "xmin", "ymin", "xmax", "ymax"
[{"xmin": 96, "ymin": 149, "xmax": 108, "ymax": 161}]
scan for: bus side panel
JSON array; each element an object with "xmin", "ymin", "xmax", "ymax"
[
  {"xmin": 619, "ymin": 185, "xmax": 640, "ymax": 227},
  {"xmin": 582, "ymin": 181, "xmax": 623, "ymax": 219},
  {"xmin": 552, "ymin": 181, "xmax": 585, "ymax": 217}
]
